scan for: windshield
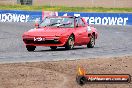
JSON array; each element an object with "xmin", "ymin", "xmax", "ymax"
[{"xmin": 40, "ymin": 17, "xmax": 74, "ymax": 28}]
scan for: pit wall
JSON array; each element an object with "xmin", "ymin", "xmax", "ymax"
[{"xmin": 0, "ymin": 10, "xmax": 132, "ymax": 26}]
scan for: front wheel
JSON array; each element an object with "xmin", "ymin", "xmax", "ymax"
[
  {"xmin": 65, "ymin": 35, "xmax": 74, "ymax": 50},
  {"xmin": 26, "ymin": 45, "xmax": 36, "ymax": 51},
  {"xmin": 76, "ymin": 76, "xmax": 87, "ymax": 86},
  {"xmin": 87, "ymin": 35, "xmax": 95, "ymax": 48}
]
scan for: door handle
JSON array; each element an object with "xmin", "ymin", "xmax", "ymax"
[{"xmin": 79, "ymin": 33, "xmax": 81, "ymax": 35}]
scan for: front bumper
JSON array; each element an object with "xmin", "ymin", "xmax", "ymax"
[{"xmin": 23, "ymin": 36, "xmax": 68, "ymax": 46}]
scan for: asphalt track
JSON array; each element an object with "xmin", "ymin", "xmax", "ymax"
[{"xmin": 0, "ymin": 22, "xmax": 132, "ymax": 63}]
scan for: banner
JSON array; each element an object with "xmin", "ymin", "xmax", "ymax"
[
  {"xmin": 58, "ymin": 12, "xmax": 132, "ymax": 26},
  {"xmin": 0, "ymin": 10, "xmax": 42, "ymax": 22},
  {"xmin": 0, "ymin": 10, "xmax": 132, "ymax": 26}
]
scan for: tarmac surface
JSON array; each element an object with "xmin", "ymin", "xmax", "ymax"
[{"xmin": 0, "ymin": 22, "xmax": 132, "ymax": 63}]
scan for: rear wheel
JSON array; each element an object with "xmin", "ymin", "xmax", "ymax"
[
  {"xmin": 26, "ymin": 45, "xmax": 36, "ymax": 51},
  {"xmin": 87, "ymin": 35, "xmax": 95, "ymax": 48},
  {"xmin": 65, "ymin": 35, "xmax": 74, "ymax": 50},
  {"xmin": 50, "ymin": 46, "xmax": 57, "ymax": 50}
]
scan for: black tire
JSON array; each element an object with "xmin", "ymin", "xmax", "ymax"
[
  {"xmin": 87, "ymin": 35, "xmax": 95, "ymax": 48},
  {"xmin": 26, "ymin": 45, "xmax": 36, "ymax": 51},
  {"xmin": 65, "ymin": 35, "xmax": 74, "ymax": 50},
  {"xmin": 50, "ymin": 46, "xmax": 57, "ymax": 50},
  {"xmin": 76, "ymin": 76, "xmax": 87, "ymax": 86}
]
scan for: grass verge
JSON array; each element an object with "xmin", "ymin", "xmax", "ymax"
[{"xmin": 0, "ymin": 5, "xmax": 132, "ymax": 12}]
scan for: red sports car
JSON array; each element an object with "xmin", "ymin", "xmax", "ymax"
[{"xmin": 22, "ymin": 16, "xmax": 98, "ymax": 51}]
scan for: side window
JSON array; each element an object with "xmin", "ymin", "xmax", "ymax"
[
  {"xmin": 75, "ymin": 18, "xmax": 79, "ymax": 27},
  {"xmin": 79, "ymin": 18, "xmax": 85, "ymax": 26},
  {"xmin": 76, "ymin": 18, "xmax": 85, "ymax": 27}
]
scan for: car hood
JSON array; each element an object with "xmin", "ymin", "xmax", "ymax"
[{"xmin": 24, "ymin": 27, "xmax": 73, "ymax": 37}]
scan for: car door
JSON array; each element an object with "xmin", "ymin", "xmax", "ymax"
[
  {"xmin": 74, "ymin": 18, "xmax": 83, "ymax": 45},
  {"xmin": 75, "ymin": 18, "xmax": 89, "ymax": 45}
]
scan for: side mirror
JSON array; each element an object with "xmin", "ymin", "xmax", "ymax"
[
  {"xmin": 35, "ymin": 23, "xmax": 39, "ymax": 28},
  {"xmin": 76, "ymin": 24, "xmax": 80, "ymax": 28},
  {"xmin": 76, "ymin": 24, "xmax": 78, "ymax": 28}
]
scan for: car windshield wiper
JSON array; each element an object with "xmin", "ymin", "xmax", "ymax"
[
  {"xmin": 46, "ymin": 23, "xmax": 60, "ymax": 26},
  {"xmin": 59, "ymin": 23, "xmax": 72, "ymax": 26}
]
